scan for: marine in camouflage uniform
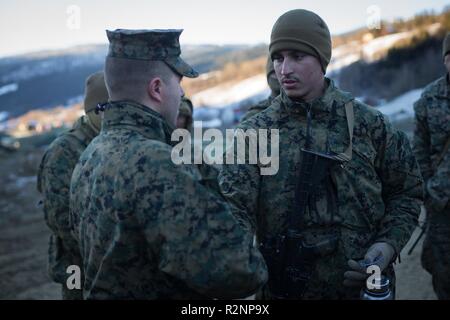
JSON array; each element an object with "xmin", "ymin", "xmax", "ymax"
[
  {"xmin": 240, "ymin": 57, "xmax": 281, "ymax": 122},
  {"xmin": 413, "ymin": 33, "xmax": 450, "ymax": 300},
  {"xmin": 37, "ymin": 71, "xmax": 108, "ymax": 299},
  {"xmin": 177, "ymin": 96, "xmax": 194, "ymax": 132},
  {"xmin": 218, "ymin": 10, "xmax": 423, "ymax": 299},
  {"xmin": 69, "ymin": 29, "xmax": 267, "ymax": 299}
]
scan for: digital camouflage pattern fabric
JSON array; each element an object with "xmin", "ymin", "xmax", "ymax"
[
  {"xmin": 37, "ymin": 115, "xmax": 98, "ymax": 299},
  {"xmin": 240, "ymin": 96, "xmax": 276, "ymax": 123},
  {"xmin": 413, "ymin": 75, "xmax": 450, "ymax": 211},
  {"xmin": 413, "ymin": 74, "xmax": 450, "ymax": 299},
  {"xmin": 107, "ymin": 29, "xmax": 198, "ymax": 78},
  {"xmin": 219, "ymin": 78, "xmax": 423, "ymax": 299},
  {"xmin": 69, "ymin": 101, "xmax": 268, "ymax": 299}
]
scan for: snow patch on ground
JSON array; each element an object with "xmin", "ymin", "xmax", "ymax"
[
  {"xmin": 0, "ymin": 111, "xmax": 9, "ymax": 122},
  {"xmin": 362, "ymin": 32, "xmax": 412, "ymax": 61},
  {"xmin": 192, "ymin": 74, "xmax": 269, "ymax": 109},
  {"xmin": 376, "ymin": 88, "xmax": 423, "ymax": 121},
  {"xmin": 0, "ymin": 83, "xmax": 18, "ymax": 96}
]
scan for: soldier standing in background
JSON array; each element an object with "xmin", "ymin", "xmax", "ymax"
[
  {"xmin": 219, "ymin": 9, "xmax": 423, "ymax": 299},
  {"xmin": 240, "ymin": 56, "xmax": 281, "ymax": 122},
  {"xmin": 69, "ymin": 29, "xmax": 267, "ymax": 299},
  {"xmin": 413, "ymin": 32, "xmax": 450, "ymax": 300},
  {"xmin": 177, "ymin": 96, "xmax": 194, "ymax": 132},
  {"xmin": 37, "ymin": 71, "xmax": 108, "ymax": 299}
]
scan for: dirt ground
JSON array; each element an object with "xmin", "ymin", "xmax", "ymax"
[
  {"xmin": 394, "ymin": 212, "xmax": 437, "ymax": 300},
  {"xmin": 0, "ymin": 147, "xmax": 60, "ymax": 299},
  {"xmin": 0, "ymin": 144, "xmax": 438, "ymax": 300}
]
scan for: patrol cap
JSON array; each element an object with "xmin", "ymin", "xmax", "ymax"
[{"xmin": 106, "ymin": 29, "xmax": 199, "ymax": 78}]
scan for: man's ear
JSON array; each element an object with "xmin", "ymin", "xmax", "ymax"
[{"xmin": 147, "ymin": 77, "xmax": 163, "ymax": 103}]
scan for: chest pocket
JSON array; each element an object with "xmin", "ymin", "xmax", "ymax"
[
  {"xmin": 330, "ymin": 124, "xmax": 382, "ymax": 230},
  {"xmin": 349, "ymin": 138, "xmax": 377, "ymax": 168}
]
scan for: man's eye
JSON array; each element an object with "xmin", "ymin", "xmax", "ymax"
[
  {"xmin": 273, "ymin": 56, "xmax": 283, "ymax": 63},
  {"xmin": 294, "ymin": 54, "xmax": 304, "ymax": 60}
]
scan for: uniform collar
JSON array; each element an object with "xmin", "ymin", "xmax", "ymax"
[
  {"xmin": 278, "ymin": 78, "xmax": 354, "ymax": 158},
  {"xmin": 432, "ymin": 74, "xmax": 450, "ymax": 99},
  {"xmin": 70, "ymin": 115, "xmax": 98, "ymax": 143},
  {"xmin": 280, "ymin": 78, "xmax": 351, "ymax": 117},
  {"xmin": 102, "ymin": 100, "xmax": 174, "ymax": 144}
]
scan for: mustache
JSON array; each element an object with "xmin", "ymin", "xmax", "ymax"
[{"xmin": 280, "ymin": 75, "xmax": 300, "ymax": 82}]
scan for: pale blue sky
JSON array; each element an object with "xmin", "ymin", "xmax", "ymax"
[{"xmin": 0, "ymin": 0, "xmax": 448, "ymax": 57}]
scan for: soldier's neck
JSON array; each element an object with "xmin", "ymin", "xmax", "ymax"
[{"xmin": 294, "ymin": 78, "xmax": 327, "ymax": 103}]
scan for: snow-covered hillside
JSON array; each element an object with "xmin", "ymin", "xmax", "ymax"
[
  {"xmin": 191, "ymin": 74, "xmax": 270, "ymax": 109},
  {"xmin": 328, "ymin": 23, "xmax": 442, "ymax": 74},
  {"xmin": 0, "ymin": 45, "xmax": 107, "ymax": 84},
  {"xmin": 377, "ymin": 88, "xmax": 423, "ymax": 121},
  {"xmin": 0, "ymin": 111, "xmax": 9, "ymax": 123},
  {"xmin": 0, "ymin": 83, "xmax": 18, "ymax": 96},
  {"xmin": 2, "ymin": 16, "xmax": 445, "ymax": 134},
  {"xmin": 190, "ymin": 23, "xmax": 440, "ymax": 114}
]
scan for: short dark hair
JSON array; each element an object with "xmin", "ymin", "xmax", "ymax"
[{"xmin": 104, "ymin": 56, "xmax": 173, "ymax": 101}]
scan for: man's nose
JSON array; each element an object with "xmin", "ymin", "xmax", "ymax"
[{"xmin": 280, "ymin": 59, "xmax": 292, "ymax": 75}]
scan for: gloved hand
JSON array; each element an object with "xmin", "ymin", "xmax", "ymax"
[{"xmin": 343, "ymin": 242, "xmax": 395, "ymax": 287}]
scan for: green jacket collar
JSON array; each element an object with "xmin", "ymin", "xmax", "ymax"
[
  {"xmin": 102, "ymin": 100, "xmax": 174, "ymax": 144},
  {"xmin": 67, "ymin": 115, "xmax": 98, "ymax": 146},
  {"xmin": 280, "ymin": 78, "xmax": 352, "ymax": 117},
  {"xmin": 432, "ymin": 74, "xmax": 450, "ymax": 99}
]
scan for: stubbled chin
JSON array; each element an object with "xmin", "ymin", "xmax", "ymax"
[{"xmin": 284, "ymin": 88, "xmax": 303, "ymax": 98}]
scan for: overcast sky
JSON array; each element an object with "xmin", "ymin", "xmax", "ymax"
[{"xmin": 0, "ymin": 0, "xmax": 448, "ymax": 57}]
